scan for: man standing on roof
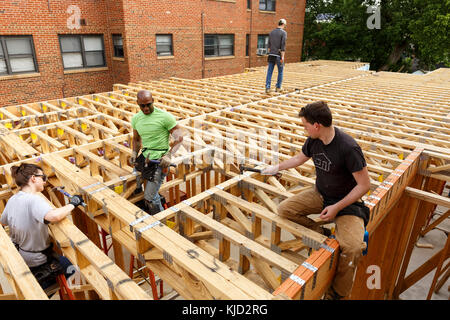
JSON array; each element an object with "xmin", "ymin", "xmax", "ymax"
[
  {"xmin": 131, "ymin": 90, "xmax": 184, "ymax": 215},
  {"xmin": 262, "ymin": 101, "xmax": 371, "ymax": 300},
  {"xmin": 265, "ymin": 18, "xmax": 287, "ymax": 94}
]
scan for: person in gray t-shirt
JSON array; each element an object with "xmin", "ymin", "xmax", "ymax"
[
  {"xmin": 1, "ymin": 163, "xmax": 83, "ymax": 289},
  {"xmin": 2, "ymin": 190, "xmax": 53, "ymax": 267},
  {"xmin": 265, "ymin": 18, "xmax": 287, "ymax": 93}
]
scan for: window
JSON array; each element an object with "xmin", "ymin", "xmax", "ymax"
[
  {"xmin": 156, "ymin": 34, "xmax": 173, "ymax": 56},
  {"xmin": 246, "ymin": 34, "xmax": 250, "ymax": 57},
  {"xmin": 257, "ymin": 35, "xmax": 269, "ymax": 55},
  {"xmin": 59, "ymin": 35, "xmax": 105, "ymax": 69},
  {"xmin": 0, "ymin": 36, "xmax": 38, "ymax": 75},
  {"xmin": 247, "ymin": 0, "xmax": 251, "ymax": 9},
  {"xmin": 259, "ymin": 0, "xmax": 276, "ymax": 11},
  {"xmin": 112, "ymin": 34, "xmax": 124, "ymax": 58},
  {"xmin": 204, "ymin": 34, "xmax": 234, "ymax": 57}
]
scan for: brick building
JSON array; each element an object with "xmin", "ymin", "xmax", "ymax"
[{"xmin": 0, "ymin": 0, "xmax": 305, "ymax": 106}]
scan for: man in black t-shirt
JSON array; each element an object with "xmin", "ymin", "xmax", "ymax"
[{"xmin": 262, "ymin": 101, "xmax": 371, "ymax": 300}]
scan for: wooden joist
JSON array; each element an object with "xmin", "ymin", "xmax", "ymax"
[
  {"xmin": 0, "ymin": 60, "xmax": 448, "ymax": 300},
  {"xmin": 0, "ymin": 226, "xmax": 48, "ymax": 300}
]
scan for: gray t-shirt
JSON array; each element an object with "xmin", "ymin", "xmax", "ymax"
[
  {"xmin": 0, "ymin": 191, "xmax": 52, "ymax": 267},
  {"xmin": 268, "ymin": 27, "xmax": 287, "ymax": 57}
]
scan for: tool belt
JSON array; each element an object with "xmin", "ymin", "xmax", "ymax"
[
  {"xmin": 134, "ymin": 147, "xmax": 168, "ymax": 182},
  {"xmin": 18, "ymin": 242, "xmax": 64, "ymax": 288},
  {"xmin": 323, "ymin": 198, "xmax": 370, "ymax": 227}
]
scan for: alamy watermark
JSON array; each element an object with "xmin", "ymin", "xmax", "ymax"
[
  {"xmin": 367, "ymin": 5, "xmax": 381, "ymax": 30},
  {"xmin": 176, "ymin": 119, "xmax": 281, "ymax": 167},
  {"xmin": 66, "ymin": 264, "xmax": 84, "ymax": 290},
  {"xmin": 366, "ymin": 265, "xmax": 381, "ymax": 289},
  {"xmin": 67, "ymin": 5, "xmax": 81, "ymax": 30}
]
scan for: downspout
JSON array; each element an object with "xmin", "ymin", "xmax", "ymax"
[
  {"xmin": 201, "ymin": 2, "xmax": 205, "ymax": 78},
  {"xmin": 48, "ymin": 0, "xmax": 67, "ymax": 98},
  {"xmin": 249, "ymin": 1, "xmax": 253, "ymax": 68}
]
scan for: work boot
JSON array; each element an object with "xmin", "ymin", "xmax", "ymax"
[
  {"xmin": 275, "ymin": 87, "xmax": 281, "ymax": 92},
  {"xmin": 134, "ymin": 186, "xmax": 143, "ymax": 195},
  {"xmin": 322, "ymin": 286, "xmax": 344, "ymax": 300},
  {"xmin": 44, "ymin": 282, "xmax": 60, "ymax": 298},
  {"xmin": 320, "ymin": 226, "xmax": 332, "ymax": 237},
  {"xmin": 265, "ymin": 88, "xmax": 270, "ymax": 94},
  {"xmin": 145, "ymin": 200, "xmax": 161, "ymax": 215}
]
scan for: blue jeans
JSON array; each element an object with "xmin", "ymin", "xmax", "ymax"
[
  {"xmin": 144, "ymin": 166, "xmax": 167, "ymax": 212},
  {"xmin": 265, "ymin": 56, "xmax": 284, "ymax": 89}
]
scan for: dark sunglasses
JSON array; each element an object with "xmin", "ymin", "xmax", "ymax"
[
  {"xmin": 139, "ymin": 102, "xmax": 153, "ymax": 108},
  {"xmin": 34, "ymin": 174, "xmax": 47, "ymax": 182}
]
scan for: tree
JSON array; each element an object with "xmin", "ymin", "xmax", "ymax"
[{"xmin": 302, "ymin": 0, "xmax": 450, "ymax": 71}]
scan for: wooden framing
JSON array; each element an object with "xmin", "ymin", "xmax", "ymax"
[
  {"xmin": 0, "ymin": 224, "xmax": 48, "ymax": 300},
  {"xmin": 0, "ymin": 60, "xmax": 448, "ymax": 299}
]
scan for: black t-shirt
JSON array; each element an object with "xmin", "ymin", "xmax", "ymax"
[{"xmin": 302, "ymin": 127, "xmax": 366, "ymax": 200}]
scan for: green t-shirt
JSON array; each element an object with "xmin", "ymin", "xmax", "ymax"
[{"xmin": 131, "ymin": 107, "xmax": 177, "ymax": 159}]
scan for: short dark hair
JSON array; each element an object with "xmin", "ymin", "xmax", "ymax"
[
  {"xmin": 11, "ymin": 163, "xmax": 43, "ymax": 187},
  {"xmin": 298, "ymin": 101, "xmax": 332, "ymax": 127}
]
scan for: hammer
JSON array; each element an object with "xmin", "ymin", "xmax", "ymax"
[
  {"xmin": 239, "ymin": 165, "xmax": 262, "ymax": 174},
  {"xmin": 144, "ymin": 159, "xmax": 178, "ymax": 177},
  {"xmin": 239, "ymin": 164, "xmax": 281, "ymax": 179},
  {"xmin": 146, "ymin": 159, "xmax": 177, "ymax": 168},
  {"xmin": 53, "ymin": 186, "xmax": 87, "ymax": 207}
]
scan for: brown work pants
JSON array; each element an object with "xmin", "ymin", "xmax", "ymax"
[{"xmin": 277, "ymin": 187, "xmax": 366, "ymax": 297}]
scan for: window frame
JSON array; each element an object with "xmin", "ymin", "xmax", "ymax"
[
  {"xmin": 0, "ymin": 35, "xmax": 39, "ymax": 76},
  {"xmin": 259, "ymin": 0, "xmax": 276, "ymax": 11},
  {"xmin": 246, "ymin": 34, "xmax": 250, "ymax": 57},
  {"xmin": 112, "ymin": 34, "xmax": 124, "ymax": 58},
  {"xmin": 256, "ymin": 34, "xmax": 269, "ymax": 50},
  {"xmin": 58, "ymin": 34, "xmax": 106, "ymax": 70},
  {"xmin": 256, "ymin": 34, "xmax": 269, "ymax": 56},
  {"xmin": 156, "ymin": 34, "xmax": 174, "ymax": 57},
  {"xmin": 204, "ymin": 34, "xmax": 235, "ymax": 58}
]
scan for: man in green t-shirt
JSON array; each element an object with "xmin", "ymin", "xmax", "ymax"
[{"xmin": 131, "ymin": 90, "xmax": 184, "ymax": 214}]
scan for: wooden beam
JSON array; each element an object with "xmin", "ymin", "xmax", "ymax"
[
  {"xmin": 180, "ymin": 206, "xmax": 299, "ymax": 274},
  {"xmin": 406, "ymin": 187, "xmax": 450, "ymax": 208},
  {"xmin": 0, "ymin": 226, "xmax": 48, "ymax": 299}
]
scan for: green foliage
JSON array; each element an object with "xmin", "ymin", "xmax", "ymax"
[{"xmin": 302, "ymin": 0, "xmax": 450, "ymax": 71}]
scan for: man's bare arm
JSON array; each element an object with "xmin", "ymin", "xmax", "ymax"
[
  {"xmin": 338, "ymin": 167, "xmax": 370, "ymax": 207},
  {"xmin": 132, "ymin": 129, "xmax": 141, "ymax": 154},
  {"xmin": 262, "ymin": 151, "xmax": 310, "ymax": 175},
  {"xmin": 279, "ymin": 151, "xmax": 309, "ymax": 170},
  {"xmin": 319, "ymin": 167, "xmax": 371, "ymax": 221},
  {"xmin": 168, "ymin": 124, "xmax": 185, "ymax": 155}
]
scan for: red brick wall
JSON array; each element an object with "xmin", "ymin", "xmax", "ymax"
[
  {"xmin": 0, "ymin": 0, "xmax": 117, "ymax": 107},
  {"xmin": 124, "ymin": 0, "xmax": 306, "ymax": 81},
  {"xmin": 106, "ymin": 0, "xmax": 129, "ymax": 85},
  {"xmin": 122, "ymin": 0, "xmax": 204, "ymax": 82},
  {"xmin": 0, "ymin": 0, "xmax": 305, "ymax": 106}
]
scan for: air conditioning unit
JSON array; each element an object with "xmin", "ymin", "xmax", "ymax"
[{"xmin": 256, "ymin": 48, "xmax": 267, "ymax": 56}]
